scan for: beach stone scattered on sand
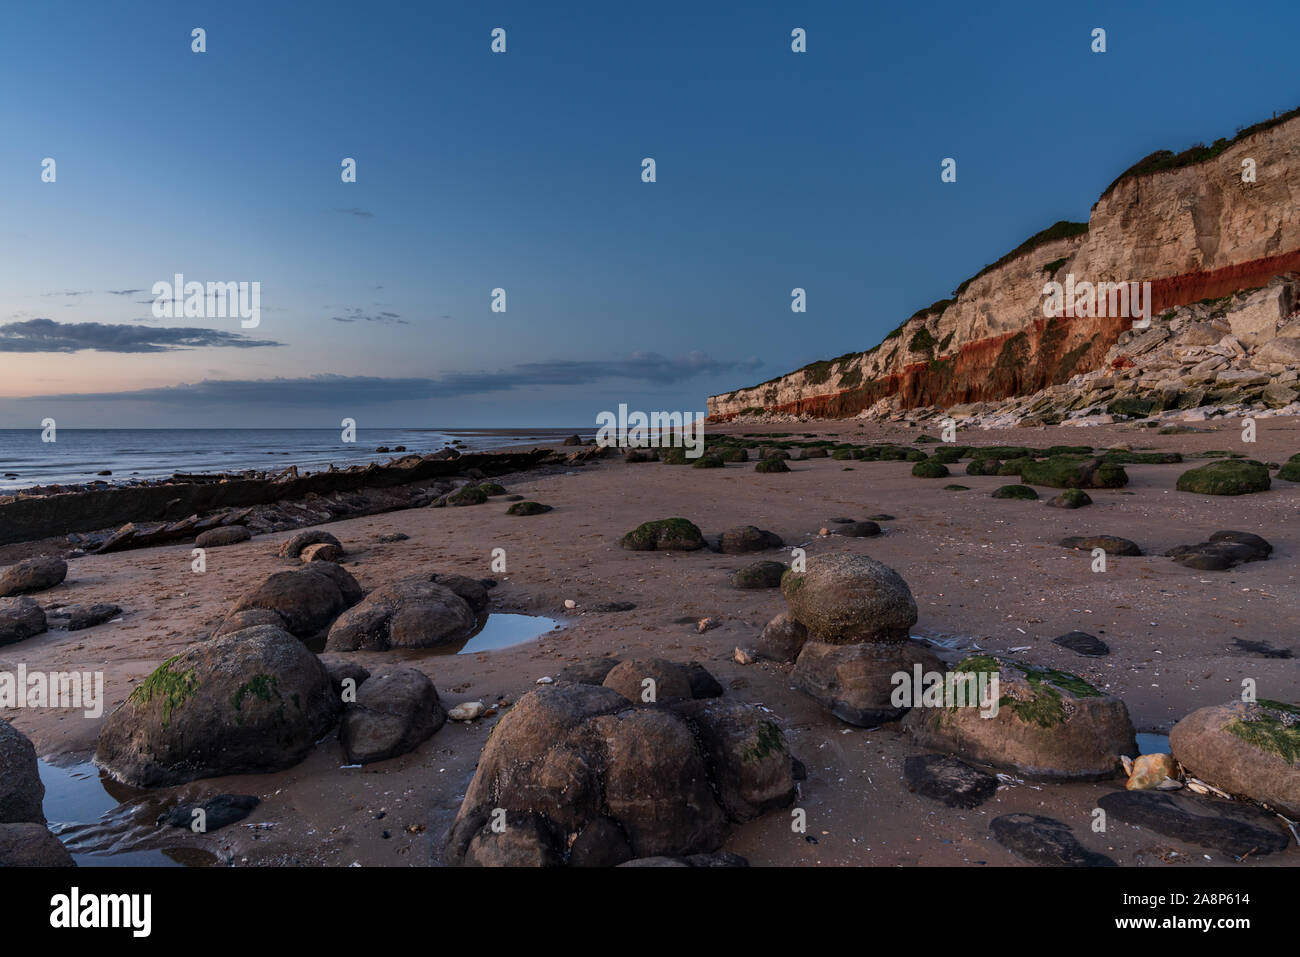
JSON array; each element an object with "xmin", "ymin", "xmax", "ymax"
[
  {"xmin": 905, "ymin": 654, "xmax": 1136, "ymax": 780},
  {"xmin": 158, "ymin": 794, "xmax": 260, "ymax": 832},
  {"xmin": 195, "ymin": 525, "xmax": 251, "ymax": 548},
  {"xmin": 0, "ymin": 556, "xmax": 67, "ymax": 597},
  {"xmin": 1165, "ymin": 530, "xmax": 1272, "ymax": 570},
  {"xmin": 94, "ymin": 624, "xmax": 342, "ymax": 787},
  {"xmin": 300, "ymin": 542, "xmax": 342, "ymax": 563},
  {"xmin": 730, "ymin": 560, "xmax": 786, "ymax": 589},
  {"xmin": 1176, "ymin": 459, "xmax": 1271, "ymax": 495},
  {"xmin": 325, "ymin": 576, "xmax": 477, "ymax": 652},
  {"xmin": 781, "ymin": 553, "xmax": 918, "ymax": 643},
  {"xmin": 620, "ymin": 518, "xmax": 705, "ymax": 551},
  {"xmin": 277, "ymin": 529, "xmax": 343, "ymax": 559},
  {"xmin": 0, "ymin": 719, "xmax": 45, "ymax": 824},
  {"xmin": 556, "ymin": 656, "xmax": 621, "ymax": 685},
  {"xmin": 833, "ymin": 520, "xmax": 881, "ymax": 538},
  {"xmin": 1047, "ymin": 488, "xmax": 1092, "ymax": 508},
  {"xmin": 756, "ymin": 612, "xmax": 808, "ymax": 663},
  {"xmin": 601, "ymin": 658, "xmax": 695, "ymax": 703},
  {"xmin": 903, "ymin": 754, "xmax": 999, "ymax": 809},
  {"xmin": 506, "ymin": 501, "xmax": 552, "ymax": 515},
  {"xmin": 1052, "ymin": 631, "xmax": 1110, "ymax": 657},
  {"xmin": 990, "ymin": 813, "xmax": 1115, "ymax": 866},
  {"xmin": 340, "ymin": 668, "xmax": 447, "ymax": 764},
  {"xmin": 444, "ymin": 680, "xmax": 797, "ymax": 866},
  {"xmin": 319, "ymin": 657, "xmax": 370, "ymax": 697},
  {"xmin": 716, "ymin": 525, "xmax": 784, "ymax": 553},
  {"xmin": 1059, "ymin": 535, "xmax": 1143, "ymax": 556},
  {"xmin": 46, "ymin": 602, "xmax": 122, "ymax": 632},
  {"xmin": 218, "ymin": 563, "xmax": 363, "ymax": 642},
  {"xmin": 0, "ymin": 823, "xmax": 75, "ymax": 867},
  {"xmin": 1097, "ymin": 790, "xmax": 1290, "ymax": 857},
  {"xmin": 991, "ymin": 484, "xmax": 1037, "ymax": 500},
  {"xmin": 1169, "ymin": 700, "xmax": 1300, "ymax": 817},
  {"xmin": 0, "ymin": 596, "xmax": 47, "ymax": 647}
]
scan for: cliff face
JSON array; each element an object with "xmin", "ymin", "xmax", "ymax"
[{"xmin": 708, "ymin": 112, "xmax": 1300, "ymax": 420}]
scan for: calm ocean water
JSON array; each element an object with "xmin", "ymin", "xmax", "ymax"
[{"xmin": 0, "ymin": 428, "xmax": 585, "ymax": 492}]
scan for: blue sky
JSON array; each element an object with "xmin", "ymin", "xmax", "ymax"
[{"xmin": 1, "ymin": 0, "xmax": 1297, "ymax": 427}]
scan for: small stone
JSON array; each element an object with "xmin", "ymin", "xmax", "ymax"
[
  {"xmin": 536, "ymin": 676, "xmax": 554, "ymax": 685},
  {"xmin": 449, "ymin": 701, "xmax": 486, "ymax": 721},
  {"xmin": 1052, "ymin": 631, "xmax": 1110, "ymax": 657},
  {"xmin": 733, "ymin": 647, "xmax": 755, "ymax": 665}
]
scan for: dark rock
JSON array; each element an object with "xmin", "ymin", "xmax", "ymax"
[
  {"xmin": 1052, "ymin": 631, "xmax": 1110, "ymax": 657},
  {"xmin": 756, "ymin": 612, "xmax": 809, "ymax": 663},
  {"xmin": 602, "ymin": 658, "xmax": 694, "ymax": 703},
  {"xmin": 834, "ymin": 520, "xmax": 881, "ymax": 538},
  {"xmin": 683, "ymin": 662, "xmax": 724, "ymax": 699},
  {"xmin": 219, "ymin": 564, "xmax": 362, "ymax": 641},
  {"xmin": 0, "ymin": 719, "xmax": 45, "ymax": 824},
  {"xmin": 991, "ymin": 484, "xmax": 1038, "ymax": 500},
  {"xmin": 567, "ymin": 817, "xmax": 634, "ymax": 867},
  {"xmin": 277, "ymin": 529, "xmax": 343, "ymax": 559},
  {"xmin": 620, "ymin": 518, "xmax": 705, "ymax": 551},
  {"xmin": 990, "ymin": 813, "xmax": 1115, "ymax": 866},
  {"xmin": 158, "ymin": 794, "xmax": 260, "ymax": 832},
  {"xmin": 730, "ymin": 561, "xmax": 786, "ymax": 589},
  {"xmin": 557, "ymin": 656, "xmax": 621, "ymax": 685},
  {"xmin": 1097, "ymin": 790, "xmax": 1289, "ymax": 857},
  {"xmin": 589, "ymin": 601, "xmax": 636, "ymax": 612},
  {"xmin": 506, "ymin": 501, "xmax": 552, "ymax": 516},
  {"xmin": 46, "ymin": 603, "xmax": 122, "ymax": 632},
  {"xmin": 1047, "ymin": 488, "xmax": 1092, "ymax": 508},
  {"xmin": 1059, "ymin": 535, "xmax": 1142, "ymax": 556},
  {"xmin": 793, "ymin": 640, "xmax": 943, "ymax": 726},
  {"xmin": 717, "ymin": 526, "xmax": 784, "ymax": 553},
  {"xmin": 325, "ymin": 577, "xmax": 476, "ymax": 652},
  {"xmin": 903, "ymin": 754, "xmax": 998, "ymax": 809},
  {"xmin": 340, "ymin": 668, "xmax": 447, "ymax": 764},
  {"xmin": 0, "ymin": 596, "xmax": 47, "ymax": 647},
  {"xmin": 320, "ymin": 657, "xmax": 370, "ymax": 696}
]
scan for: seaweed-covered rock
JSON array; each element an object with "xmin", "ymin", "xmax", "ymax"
[
  {"xmin": 1169, "ymin": 700, "xmax": 1300, "ymax": 817},
  {"xmin": 911, "ymin": 460, "xmax": 949, "ymax": 478},
  {"xmin": 992, "ymin": 484, "xmax": 1037, "ymax": 500},
  {"xmin": 94, "ymin": 624, "xmax": 341, "ymax": 786},
  {"xmin": 691, "ymin": 454, "xmax": 725, "ymax": 469},
  {"xmin": 448, "ymin": 484, "xmax": 489, "ymax": 506},
  {"xmin": 1020, "ymin": 456, "xmax": 1128, "ymax": 489},
  {"xmin": 755, "ymin": 458, "xmax": 790, "ymax": 473},
  {"xmin": 904, "ymin": 655, "xmax": 1136, "ymax": 780},
  {"xmin": 730, "ymin": 561, "xmax": 786, "ymax": 589},
  {"xmin": 780, "ymin": 553, "xmax": 917, "ymax": 644},
  {"xmin": 506, "ymin": 501, "xmax": 553, "ymax": 516},
  {"xmin": 620, "ymin": 518, "xmax": 705, "ymax": 551},
  {"xmin": 1047, "ymin": 488, "xmax": 1092, "ymax": 509},
  {"xmin": 1176, "ymin": 460, "xmax": 1270, "ymax": 496}
]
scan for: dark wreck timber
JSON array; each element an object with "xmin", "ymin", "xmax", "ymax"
[{"xmin": 0, "ymin": 448, "xmax": 576, "ymax": 548}]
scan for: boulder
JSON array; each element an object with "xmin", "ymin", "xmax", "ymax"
[
  {"xmin": 158, "ymin": 794, "xmax": 260, "ymax": 832},
  {"xmin": 94, "ymin": 624, "xmax": 342, "ymax": 786},
  {"xmin": 0, "ymin": 823, "xmax": 75, "ymax": 867},
  {"xmin": 780, "ymin": 553, "xmax": 917, "ymax": 643},
  {"xmin": 0, "ymin": 719, "xmax": 45, "ymax": 824},
  {"xmin": 340, "ymin": 668, "xmax": 447, "ymax": 764},
  {"xmin": 673, "ymin": 698, "xmax": 797, "ymax": 821},
  {"xmin": 717, "ymin": 525, "xmax": 783, "ymax": 553},
  {"xmin": 793, "ymin": 640, "xmax": 944, "ymax": 726},
  {"xmin": 1096, "ymin": 789, "xmax": 1290, "ymax": 857},
  {"xmin": 0, "ymin": 596, "xmax": 48, "ymax": 647},
  {"xmin": 1250, "ymin": 337, "xmax": 1300, "ymax": 369},
  {"xmin": 990, "ymin": 814, "xmax": 1115, "ymax": 867},
  {"xmin": 905, "ymin": 655, "xmax": 1136, "ymax": 780},
  {"xmin": 0, "ymin": 557, "xmax": 67, "ymax": 597},
  {"xmin": 730, "ymin": 561, "xmax": 786, "ymax": 589},
  {"xmin": 324, "ymin": 577, "xmax": 477, "ymax": 652},
  {"xmin": 299, "ymin": 542, "xmax": 342, "ymax": 563},
  {"xmin": 1059, "ymin": 535, "xmax": 1142, "ymax": 556},
  {"xmin": 1176, "ymin": 460, "xmax": 1270, "ymax": 495},
  {"xmin": 903, "ymin": 754, "xmax": 998, "ymax": 809},
  {"xmin": 194, "ymin": 526, "xmax": 251, "ymax": 548},
  {"xmin": 755, "ymin": 612, "xmax": 808, "ymax": 663},
  {"xmin": 1169, "ymin": 700, "xmax": 1300, "ymax": 816},
  {"xmin": 277, "ymin": 529, "xmax": 343, "ymax": 559},
  {"xmin": 46, "ymin": 603, "xmax": 122, "ymax": 632},
  {"xmin": 602, "ymin": 658, "xmax": 694, "ymax": 703},
  {"xmin": 219, "ymin": 564, "xmax": 362, "ymax": 641},
  {"xmin": 620, "ymin": 518, "xmax": 705, "ymax": 551}
]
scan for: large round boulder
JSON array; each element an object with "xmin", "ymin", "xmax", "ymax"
[
  {"xmin": 325, "ymin": 577, "xmax": 477, "ymax": 652},
  {"xmin": 339, "ymin": 668, "xmax": 447, "ymax": 764},
  {"xmin": 218, "ymin": 564, "xmax": 362, "ymax": 641},
  {"xmin": 792, "ymin": 640, "xmax": 944, "ymax": 726},
  {"xmin": 780, "ymin": 553, "xmax": 918, "ymax": 643},
  {"xmin": 904, "ymin": 655, "xmax": 1136, "ymax": 780},
  {"xmin": 1169, "ymin": 700, "xmax": 1300, "ymax": 817},
  {"xmin": 94, "ymin": 624, "xmax": 342, "ymax": 786}
]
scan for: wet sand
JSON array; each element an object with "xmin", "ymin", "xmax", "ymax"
[{"xmin": 4, "ymin": 416, "xmax": 1299, "ymax": 866}]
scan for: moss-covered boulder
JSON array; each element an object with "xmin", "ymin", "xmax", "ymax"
[
  {"xmin": 94, "ymin": 625, "xmax": 342, "ymax": 787},
  {"xmin": 449, "ymin": 484, "xmax": 489, "ymax": 506},
  {"xmin": 755, "ymin": 458, "xmax": 790, "ymax": 473},
  {"xmin": 717, "ymin": 447, "xmax": 748, "ymax": 463},
  {"xmin": 660, "ymin": 447, "xmax": 689, "ymax": 465},
  {"xmin": 780, "ymin": 553, "xmax": 917, "ymax": 644},
  {"xmin": 730, "ymin": 561, "xmax": 787, "ymax": 589},
  {"xmin": 1020, "ymin": 456, "xmax": 1128, "ymax": 489},
  {"xmin": 1169, "ymin": 700, "xmax": 1300, "ymax": 817},
  {"xmin": 1277, "ymin": 453, "xmax": 1300, "ymax": 482},
  {"xmin": 911, "ymin": 460, "xmax": 949, "ymax": 478},
  {"xmin": 930, "ymin": 445, "xmax": 970, "ymax": 464},
  {"xmin": 965, "ymin": 458, "xmax": 1002, "ymax": 476},
  {"xmin": 691, "ymin": 454, "xmax": 725, "ymax": 469},
  {"xmin": 904, "ymin": 655, "xmax": 1136, "ymax": 780},
  {"xmin": 995, "ymin": 457, "xmax": 1032, "ymax": 476},
  {"xmin": 1176, "ymin": 459, "xmax": 1271, "ymax": 495},
  {"xmin": 1047, "ymin": 488, "xmax": 1092, "ymax": 509},
  {"xmin": 992, "ymin": 484, "xmax": 1037, "ymax": 500},
  {"xmin": 621, "ymin": 518, "xmax": 706, "ymax": 551},
  {"xmin": 507, "ymin": 501, "xmax": 553, "ymax": 516}
]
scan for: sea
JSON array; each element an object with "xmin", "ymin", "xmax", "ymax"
[{"xmin": 0, "ymin": 428, "xmax": 588, "ymax": 492}]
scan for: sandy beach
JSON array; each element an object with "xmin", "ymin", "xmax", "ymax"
[{"xmin": 2, "ymin": 416, "xmax": 1297, "ymax": 867}]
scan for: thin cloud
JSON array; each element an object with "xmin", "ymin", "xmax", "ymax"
[
  {"xmin": 0, "ymin": 318, "xmax": 283, "ymax": 354},
  {"xmin": 335, "ymin": 207, "xmax": 375, "ymax": 218}
]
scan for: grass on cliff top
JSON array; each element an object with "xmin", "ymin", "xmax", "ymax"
[{"xmin": 1100, "ymin": 105, "xmax": 1300, "ymax": 199}]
